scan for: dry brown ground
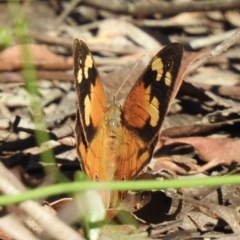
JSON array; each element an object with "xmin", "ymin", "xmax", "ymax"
[{"xmin": 1, "ymin": 1, "xmax": 240, "ymax": 239}]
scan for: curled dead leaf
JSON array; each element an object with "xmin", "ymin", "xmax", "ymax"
[{"xmin": 0, "ymin": 44, "xmax": 72, "ymax": 71}]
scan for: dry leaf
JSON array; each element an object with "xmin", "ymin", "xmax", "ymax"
[{"xmin": 0, "ymin": 44, "xmax": 72, "ymax": 71}]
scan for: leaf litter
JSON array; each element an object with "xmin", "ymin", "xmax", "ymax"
[{"xmin": 1, "ymin": 0, "xmax": 240, "ymax": 239}]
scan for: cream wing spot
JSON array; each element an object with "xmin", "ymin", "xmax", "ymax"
[
  {"xmin": 165, "ymin": 72, "xmax": 172, "ymax": 86},
  {"xmin": 86, "ymin": 54, "xmax": 93, "ymax": 68},
  {"xmin": 151, "ymin": 96, "xmax": 159, "ymax": 109},
  {"xmin": 148, "ymin": 96, "xmax": 160, "ymax": 127},
  {"xmin": 84, "ymin": 94, "xmax": 91, "ymax": 126},
  {"xmin": 151, "ymin": 57, "xmax": 163, "ymax": 81},
  {"xmin": 77, "ymin": 69, "xmax": 83, "ymax": 83},
  {"xmin": 84, "ymin": 54, "xmax": 93, "ymax": 79}
]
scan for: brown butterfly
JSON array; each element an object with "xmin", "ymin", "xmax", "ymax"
[{"xmin": 73, "ymin": 39, "xmax": 183, "ymax": 207}]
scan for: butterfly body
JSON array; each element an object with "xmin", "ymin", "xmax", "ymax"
[
  {"xmin": 105, "ymin": 100, "xmax": 122, "ymax": 137},
  {"xmin": 102, "ymin": 100, "xmax": 123, "ymax": 181},
  {"xmin": 73, "ymin": 39, "xmax": 183, "ymax": 207}
]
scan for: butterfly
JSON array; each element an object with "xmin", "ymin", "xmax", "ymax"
[{"xmin": 73, "ymin": 39, "xmax": 183, "ymax": 207}]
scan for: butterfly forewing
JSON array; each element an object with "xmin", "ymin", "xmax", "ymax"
[
  {"xmin": 73, "ymin": 39, "xmax": 107, "ymax": 145},
  {"xmin": 122, "ymin": 43, "xmax": 183, "ymax": 143},
  {"xmin": 74, "ymin": 39, "xmax": 109, "ymax": 182}
]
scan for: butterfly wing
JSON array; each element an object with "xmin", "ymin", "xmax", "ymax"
[
  {"xmin": 114, "ymin": 43, "xmax": 183, "ymax": 181},
  {"xmin": 123, "ymin": 43, "xmax": 183, "ymax": 143},
  {"xmin": 73, "ymin": 39, "xmax": 108, "ymax": 181}
]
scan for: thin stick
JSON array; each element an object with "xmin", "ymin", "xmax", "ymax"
[
  {"xmin": 53, "ymin": 0, "xmax": 82, "ymax": 28},
  {"xmin": 83, "ymin": 0, "xmax": 240, "ymax": 17},
  {"xmin": 187, "ymin": 28, "xmax": 240, "ymax": 75}
]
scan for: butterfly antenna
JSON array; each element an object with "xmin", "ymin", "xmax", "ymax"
[
  {"xmin": 115, "ymin": 55, "xmax": 145, "ymax": 99},
  {"xmin": 103, "ymin": 82, "xmax": 113, "ymax": 99}
]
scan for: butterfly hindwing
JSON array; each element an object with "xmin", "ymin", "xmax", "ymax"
[
  {"xmin": 122, "ymin": 43, "xmax": 183, "ymax": 143},
  {"xmin": 114, "ymin": 133, "xmax": 153, "ymax": 180}
]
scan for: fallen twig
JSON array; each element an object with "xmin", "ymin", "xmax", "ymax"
[
  {"xmin": 83, "ymin": 0, "xmax": 240, "ymax": 17},
  {"xmin": 187, "ymin": 28, "xmax": 240, "ymax": 75},
  {"xmin": 0, "ymin": 163, "xmax": 83, "ymax": 240}
]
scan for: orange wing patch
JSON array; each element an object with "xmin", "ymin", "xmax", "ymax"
[
  {"xmin": 73, "ymin": 39, "xmax": 183, "ymax": 207},
  {"xmin": 83, "ymin": 78, "xmax": 106, "ymax": 129}
]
